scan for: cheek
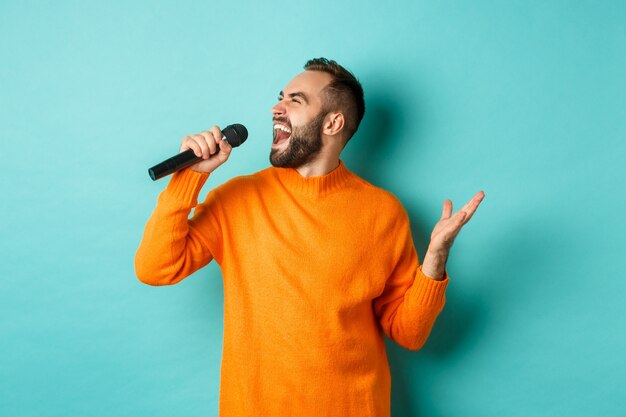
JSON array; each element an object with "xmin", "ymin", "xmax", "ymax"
[{"xmin": 289, "ymin": 111, "xmax": 316, "ymax": 129}]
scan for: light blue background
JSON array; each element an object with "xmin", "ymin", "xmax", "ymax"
[{"xmin": 1, "ymin": 1, "xmax": 624, "ymax": 416}]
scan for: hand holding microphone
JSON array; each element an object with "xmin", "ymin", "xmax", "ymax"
[
  {"xmin": 181, "ymin": 126, "xmax": 233, "ymax": 174},
  {"xmin": 149, "ymin": 124, "xmax": 248, "ymax": 180}
]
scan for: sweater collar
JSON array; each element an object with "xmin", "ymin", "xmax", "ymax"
[{"xmin": 273, "ymin": 160, "xmax": 352, "ymax": 197}]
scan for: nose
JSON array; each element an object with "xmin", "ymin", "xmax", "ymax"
[{"xmin": 271, "ymin": 100, "xmax": 286, "ymax": 117}]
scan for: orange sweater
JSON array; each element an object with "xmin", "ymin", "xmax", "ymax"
[{"xmin": 135, "ymin": 161, "xmax": 449, "ymax": 417}]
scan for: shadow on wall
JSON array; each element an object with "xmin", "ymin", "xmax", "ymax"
[
  {"xmin": 385, "ymin": 214, "xmax": 564, "ymax": 416},
  {"xmin": 342, "ymin": 73, "xmax": 418, "ymax": 187},
  {"xmin": 347, "ymin": 76, "xmax": 563, "ymax": 416}
]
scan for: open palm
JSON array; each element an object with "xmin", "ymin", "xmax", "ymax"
[{"xmin": 429, "ymin": 191, "xmax": 485, "ymax": 253}]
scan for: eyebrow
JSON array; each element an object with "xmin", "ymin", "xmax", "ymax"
[{"xmin": 279, "ymin": 90, "xmax": 309, "ymax": 104}]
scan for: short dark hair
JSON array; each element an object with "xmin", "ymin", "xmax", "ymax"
[{"xmin": 303, "ymin": 58, "xmax": 365, "ymax": 143}]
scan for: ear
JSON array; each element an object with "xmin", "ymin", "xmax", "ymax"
[{"xmin": 322, "ymin": 112, "xmax": 345, "ymax": 136}]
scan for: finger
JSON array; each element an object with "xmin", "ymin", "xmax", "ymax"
[
  {"xmin": 459, "ymin": 191, "xmax": 483, "ymax": 212},
  {"xmin": 210, "ymin": 125, "xmax": 232, "ymax": 160},
  {"xmin": 460, "ymin": 191, "xmax": 485, "ymax": 224},
  {"xmin": 449, "ymin": 210, "xmax": 467, "ymax": 230},
  {"xmin": 197, "ymin": 132, "xmax": 217, "ymax": 157},
  {"xmin": 440, "ymin": 211, "xmax": 467, "ymax": 241},
  {"xmin": 209, "ymin": 125, "xmax": 223, "ymax": 141},
  {"xmin": 181, "ymin": 136, "xmax": 203, "ymax": 158},
  {"xmin": 192, "ymin": 134, "xmax": 212, "ymax": 159},
  {"xmin": 208, "ymin": 126, "xmax": 223, "ymax": 155},
  {"xmin": 443, "ymin": 209, "xmax": 466, "ymax": 227},
  {"xmin": 217, "ymin": 137, "xmax": 232, "ymax": 159},
  {"xmin": 441, "ymin": 199, "xmax": 453, "ymax": 220}
]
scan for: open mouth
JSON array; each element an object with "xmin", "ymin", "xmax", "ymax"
[{"xmin": 273, "ymin": 123, "xmax": 292, "ymax": 147}]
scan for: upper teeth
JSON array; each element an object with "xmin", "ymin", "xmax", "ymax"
[{"xmin": 274, "ymin": 124, "xmax": 291, "ymax": 133}]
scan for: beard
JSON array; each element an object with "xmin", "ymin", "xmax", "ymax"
[{"xmin": 270, "ymin": 111, "xmax": 325, "ymax": 168}]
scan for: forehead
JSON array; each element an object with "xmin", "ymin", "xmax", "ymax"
[{"xmin": 282, "ymin": 70, "xmax": 332, "ymax": 101}]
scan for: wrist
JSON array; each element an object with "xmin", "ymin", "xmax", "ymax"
[
  {"xmin": 422, "ymin": 247, "xmax": 449, "ymax": 281},
  {"xmin": 426, "ymin": 244, "xmax": 449, "ymax": 260},
  {"xmin": 421, "ymin": 263, "xmax": 445, "ymax": 280}
]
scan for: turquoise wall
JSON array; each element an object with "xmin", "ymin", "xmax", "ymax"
[{"xmin": 1, "ymin": 1, "xmax": 624, "ymax": 416}]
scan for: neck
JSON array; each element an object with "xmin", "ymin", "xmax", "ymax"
[
  {"xmin": 294, "ymin": 139, "xmax": 344, "ymax": 177},
  {"xmin": 295, "ymin": 153, "xmax": 340, "ymax": 178}
]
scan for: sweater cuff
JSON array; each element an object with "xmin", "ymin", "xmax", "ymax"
[
  {"xmin": 411, "ymin": 265, "xmax": 450, "ymax": 307},
  {"xmin": 163, "ymin": 168, "xmax": 210, "ymax": 208}
]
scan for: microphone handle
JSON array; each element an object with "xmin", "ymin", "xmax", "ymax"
[
  {"xmin": 149, "ymin": 123, "xmax": 248, "ymax": 181},
  {"xmin": 149, "ymin": 148, "xmax": 207, "ymax": 181}
]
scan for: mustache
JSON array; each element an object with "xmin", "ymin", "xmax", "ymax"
[{"xmin": 273, "ymin": 117, "xmax": 291, "ymax": 127}]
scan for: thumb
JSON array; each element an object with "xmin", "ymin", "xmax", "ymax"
[
  {"xmin": 214, "ymin": 138, "xmax": 232, "ymax": 163},
  {"xmin": 441, "ymin": 199, "xmax": 453, "ymax": 219}
]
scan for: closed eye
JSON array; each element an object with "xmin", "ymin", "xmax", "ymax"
[
  {"xmin": 277, "ymin": 96, "xmax": 302, "ymax": 105},
  {"xmin": 278, "ymin": 91, "xmax": 309, "ymax": 105}
]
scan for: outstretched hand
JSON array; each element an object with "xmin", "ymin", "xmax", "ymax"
[
  {"xmin": 421, "ymin": 191, "xmax": 485, "ymax": 280},
  {"xmin": 430, "ymin": 191, "xmax": 485, "ymax": 254}
]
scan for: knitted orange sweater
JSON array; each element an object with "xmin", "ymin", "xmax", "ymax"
[{"xmin": 135, "ymin": 161, "xmax": 449, "ymax": 417}]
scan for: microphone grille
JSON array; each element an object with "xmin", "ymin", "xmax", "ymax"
[{"xmin": 223, "ymin": 123, "xmax": 248, "ymax": 147}]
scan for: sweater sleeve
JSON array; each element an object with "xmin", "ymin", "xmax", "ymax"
[
  {"xmin": 372, "ymin": 205, "xmax": 449, "ymax": 351},
  {"xmin": 134, "ymin": 168, "xmax": 223, "ymax": 286}
]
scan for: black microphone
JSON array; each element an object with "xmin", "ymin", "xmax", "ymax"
[{"xmin": 148, "ymin": 124, "xmax": 248, "ymax": 181}]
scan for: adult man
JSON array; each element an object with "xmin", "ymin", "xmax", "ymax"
[{"xmin": 135, "ymin": 58, "xmax": 484, "ymax": 417}]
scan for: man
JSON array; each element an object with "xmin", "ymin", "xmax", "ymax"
[{"xmin": 135, "ymin": 58, "xmax": 484, "ymax": 417}]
